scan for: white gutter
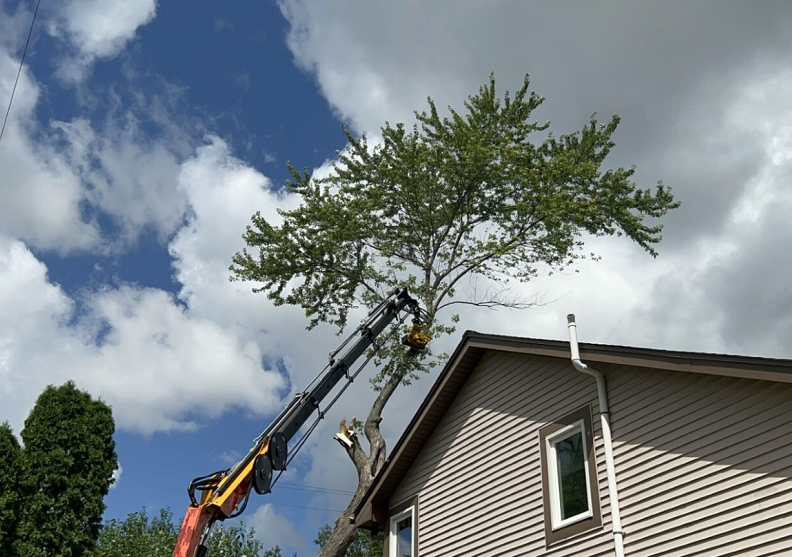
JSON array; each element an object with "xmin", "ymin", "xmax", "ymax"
[{"xmin": 567, "ymin": 314, "xmax": 625, "ymax": 557}]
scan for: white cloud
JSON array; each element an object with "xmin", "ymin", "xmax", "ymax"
[
  {"xmin": 167, "ymin": 136, "xmax": 342, "ymax": 391},
  {"xmin": 0, "ymin": 33, "xmax": 188, "ymax": 254},
  {"xmin": 247, "ymin": 503, "xmax": 307, "ymax": 553},
  {"xmin": 0, "ymin": 232, "xmax": 288, "ymax": 435},
  {"xmin": 0, "ymin": 130, "xmax": 378, "ymax": 438},
  {"xmin": 47, "ymin": 0, "xmax": 158, "ymax": 82},
  {"xmin": 0, "ymin": 52, "xmax": 101, "ymax": 252},
  {"xmin": 111, "ymin": 463, "xmax": 123, "ymax": 488},
  {"xmin": 54, "ymin": 117, "xmax": 187, "ymax": 246},
  {"xmin": 0, "ymin": 132, "xmax": 321, "ymax": 434},
  {"xmin": 219, "ymin": 450, "xmax": 242, "ymax": 465}
]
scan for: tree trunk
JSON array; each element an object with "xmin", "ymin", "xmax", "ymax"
[{"xmin": 317, "ymin": 372, "xmax": 403, "ymax": 557}]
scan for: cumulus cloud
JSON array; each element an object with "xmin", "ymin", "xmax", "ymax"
[
  {"xmin": 0, "ymin": 52, "xmax": 101, "ymax": 252},
  {"xmin": 0, "ymin": 130, "xmax": 380, "ymax": 438},
  {"xmin": 0, "ymin": 232, "xmax": 287, "ymax": 435},
  {"xmin": 0, "ymin": 0, "xmax": 188, "ymax": 255},
  {"xmin": 247, "ymin": 503, "xmax": 307, "ymax": 553},
  {"xmin": 47, "ymin": 0, "xmax": 158, "ymax": 82},
  {"xmin": 0, "ymin": 85, "xmax": 187, "ymax": 253},
  {"xmin": 630, "ymin": 65, "xmax": 792, "ymax": 358},
  {"xmin": 54, "ymin": 117, "xmax": 188, "ymax": 246},
  {"xmin": 168, "ymin": 137, "xmax": 346, "ymax": 391}
]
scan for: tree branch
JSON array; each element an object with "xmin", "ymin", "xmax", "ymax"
[{"xmin": 340, "ymin": 431, "xmax": 370, "ymax": 478}]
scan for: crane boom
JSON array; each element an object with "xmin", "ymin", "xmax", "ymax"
[{"xmin": 174, "ymin": 289, "xmax": 424, "ymax": 557}]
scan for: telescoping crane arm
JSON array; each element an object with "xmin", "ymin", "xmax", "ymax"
[{"xmin": 174, "ymin": 289, "xmax": 427, "ymax": 557}]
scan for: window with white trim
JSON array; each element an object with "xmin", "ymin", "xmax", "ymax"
[
  {"xmin": 389, "ymin": 506, "xmax": 415, "ymax": 557},
  {"xmin": 546, "ymin": 420, "xmax": 593, "ymax": 529},
  {"xmin": 539, "ymin": 405, "xmax": 601, "ymax": 545}
]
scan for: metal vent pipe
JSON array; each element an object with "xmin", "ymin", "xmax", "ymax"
[{"xmin": 567, "ymin": 314, "xmax": 625, "ymax": 557}]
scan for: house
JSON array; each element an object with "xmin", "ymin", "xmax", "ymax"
[{"xmin": 353, "ymin": 317, "xmax": 792, "ymax": 556}]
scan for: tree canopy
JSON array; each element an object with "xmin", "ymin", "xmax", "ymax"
[
  {"xmin": 232, "ymin": 74, "xmax": 678, "ymax": 383},
  {"xmin": 315, "ymin": 523, "xmax": 382, "ymax": 557},
  {"xmin": 95, "ymin": 508, "xmax": 179, "ymax": 557},
  {"xmin": 14, "ymin": 381, "xmax": 118, "ymax": 556},
  {"xmin": 0, "ymin": 422, "xmax": 21, "ymax": 555},
  {"xmin": 95, "ymin": 508, "xmax": 273, "ymax": 557},
  {"xmin": 231, "ymin": 74, "xmax": 679, "ymax": 556}
]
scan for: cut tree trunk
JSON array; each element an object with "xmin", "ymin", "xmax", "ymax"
[{"xmin": 316, "ymin": 372, "xmax": 402, "ymax": 557}]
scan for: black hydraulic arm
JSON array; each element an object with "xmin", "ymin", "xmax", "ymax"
[
  {"xmin": 277, "ymin": 288, "xmax": 420, "ymax": 442},
  {"xmin": 206, "ymin": 288, "xmax": 421, "ymax": 501}
]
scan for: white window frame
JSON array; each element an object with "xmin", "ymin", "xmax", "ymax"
[
  {"xmin": 545, "ymin": 419, "xmax": 593, "ymax": 531},
  {"xmin": 389, "ymin": 506, "xmax": 415, "ymax": 557}
]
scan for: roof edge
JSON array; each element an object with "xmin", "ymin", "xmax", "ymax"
[{"xmin": 353, "ymin": 331, "xmax": 792, "ymax": 526}]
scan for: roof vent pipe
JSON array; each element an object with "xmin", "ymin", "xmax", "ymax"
[{"xmin": 567, "ymin": 315, "xmax": 625, "ymax": 557}]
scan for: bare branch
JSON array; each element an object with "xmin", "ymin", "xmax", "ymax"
[
  {"xmin": 436, "ymin": 280, "xmax": 545, "ymax": 312},
  {"xmin": 338, "ymin": 424, "xmax": 370, "ymax": 477},
  {"xmin": 364, "ymin": 372, "xmax": 401, "ymax": 445}
]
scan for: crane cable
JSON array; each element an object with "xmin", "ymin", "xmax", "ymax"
[
  {"xmin": 0, "ymin": 0, "xmax": 42, "ymax": 151},
  {"xmin": 269, "ymin": 310, "xmax": 411, "ymax": 492},
  {"xmin": 228, "ymin": 311, "xmax": 410, "ymax": 519}
]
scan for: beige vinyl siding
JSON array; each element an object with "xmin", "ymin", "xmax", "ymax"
[
  {"xmin": 389, "ymin": 352, "xmax": 614, "ymax": 556},
  {"xmin": 606, "ymin": 364, "xmax": 792, "ymax": 556}
]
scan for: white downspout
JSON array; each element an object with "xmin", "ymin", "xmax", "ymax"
[{"xmin": 567, "ymin": 314, "xmax": 625, "ymax": 557}]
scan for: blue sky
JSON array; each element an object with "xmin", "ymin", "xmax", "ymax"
[
  {"xmin": 3, "ymin": 1, "xmax": 792, "ymax": 554},
  {"xmin": 1, "ymin": 0, "xmax": 355, "ymax": 551}
]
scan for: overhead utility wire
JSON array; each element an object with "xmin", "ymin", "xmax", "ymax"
[
  {"xmin": 126, "ymin": 459, "xmax": 355, "ymax": 495},
  {"xmin": 0, "ymin": 0, "xmax": 42, "ymax": 150}
]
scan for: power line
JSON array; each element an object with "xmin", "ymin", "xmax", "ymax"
[
  {"xmin": 124, "ymin": 458, "xmax": 355, "ymax": 495},
  {"xmin": 274, "ymin": 502, "xmax": 345, "ymax": 514},
  {"xmin": 275, "ymin": 482, "xmax": 354, "ymax": 496},
  {"xmin": 0, "ymin": 0, "xmax": 42, "ymax": 150}
]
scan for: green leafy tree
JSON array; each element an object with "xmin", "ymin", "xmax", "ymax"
[
  {"xmin": 262, "ymin": 545, "xmax": 296, "ymax": 557},
  {"xmin": 14, "ymin": 381, "xmax": 118, "ymax": 556},
  {"xmin": 204, "ymin": 519, "xmax": 265, "ymax": 556},
  {"xmin": 95, "ymin": 508, "xmax": 274, "ymax": 557},
  {"xmin": 316, "ymin": 523, "xmax": 383, "ymax": 557},
  {"xmin": 232, "ymin": 74, "xmax": 679, "ymax": 555},
  {"xmin": 0, "ymin": 422, "xmax": 21, "ymax": 555},
  {"xmin": 95, "ymin": 508, "xmax": 178, "ymax": 557}
]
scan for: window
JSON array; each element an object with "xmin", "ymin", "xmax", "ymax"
[
  {"xmin": 546, "ymin": 421, "xmax": 592, "ymax": 527},
  {"xmin": 539, "ymin": 405, "xmax": 601, "ymax": 545},
  {"xmin": 389, "ymin": 506, "xmax": 415, "ymax": 557}
]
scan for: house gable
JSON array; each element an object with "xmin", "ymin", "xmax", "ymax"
[{"xmin": 355, "ymin": 332, "xmax": 792, "ymax": 555}]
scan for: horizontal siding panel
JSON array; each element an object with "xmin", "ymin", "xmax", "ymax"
[
  {"xmin": 391, "ymin": 352, "xmax": 612, "ymax": 556},
  {"xmin": 392, "ymin": 357, "xmax": 595, "ymax": 502},
  {"xmin": 637, "ymin": 507, "xmax": 792, "ymax": 556},
  {"xmin": 621, "ymin": 461, "xmax": 792, "ymax": 528},
  {"xmin": 385, "ymin": 348, "xmax": 792, "ymax": 556},
  {"xmin": 625, "ymin": 481, "xmax": 792, "ymax": 547},
  {"xmin": 614, "ymin": 379, "xmax": 784, "ymax": 466},
  {"xmin": 720, "ymin": 531, "xmax": 792, "ymax": 557},
  {"xmin": 618, "ymin": 419, "xmax": 792, "ymax": 500},
  {"xmin": 614, "ymin": 388, "xmax": 792, "ymax": 473},
  {"xmin": 609, "ymin": 365, "xmax": 792, "ymax": 556}
]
